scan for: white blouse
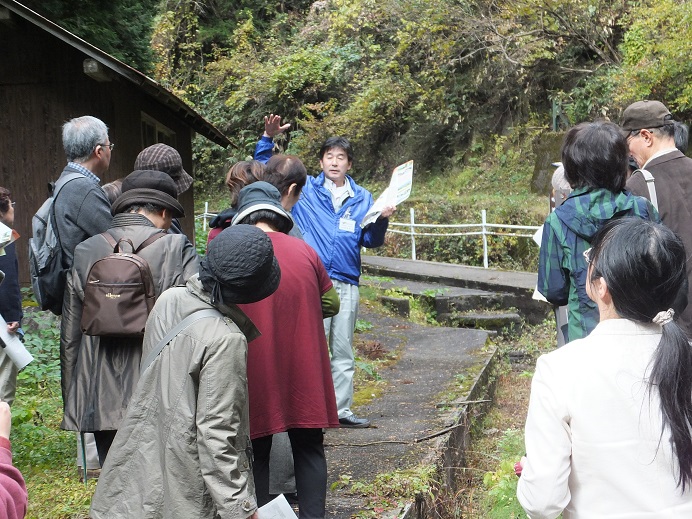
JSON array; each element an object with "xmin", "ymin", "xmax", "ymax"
[{"xmin": 517, "ymin": 318, "xmax": 692, "ymax": 518}]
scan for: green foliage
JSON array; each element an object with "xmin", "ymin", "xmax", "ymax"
[
  {"xmin": 366, "ymin": 124, "xmax": 547, "ymax": 271},
  {"xmin": 409, "ymin": 295, "xmax": 439, "ymax": 326},
  {"xmin": 482, "ymin": 428, "xmax": 526, "ymax": 518},
  {"xmin": 23, "ymin": 0, "xmax": 158, "ymax": 72},
  {"xmin": 354, "ymin": 358, "xmax": 380, "ymax": 380},
  {"xmin": 421, "ymin": 288, "xmax": 447, "ymax": 297},
  {"xmin": 344, "ymin": 464, "xmax": 438, "ymax": 518},
  {"xmin": 151, "ymin": 3, "xmax": 202, "ymax": 97},
  {"xmin": 614, "ymin": 0, "xmax": 692, "ymax": 115},
  {"xmin": 185, "ymin": 0, "xmax": 640, "ymax": 180},
  {"xmin": 10, "ymin": 311, "xmax": 96, "ymax": 518},
  {"xmin": 355, "ymin": 319, "xmax": 374, "ymax": 333},
  {"xmin": 29, "ymin": 0, "xmax": 689, "ymax": 189},
  {"xmin": 553, "ymin": 69, "xmax": 618, "ymax": 123},
  {"xmin": 498, "ymin": 317, "xmax": 558, "ymax": 361},
  {"xmin": 140, "ymin": 0, "xmax": 679, "ymax": 193},
  {"xmin": 194, "ymin": 217, "xmax": 209, "ymax": 257},
  {"xmin": 13, "ymin": 313, "xmax": 65, "ymax": 465},
  {"xmin": 18, "ymin": 314, "xmax": 61, "ymax": 387}
]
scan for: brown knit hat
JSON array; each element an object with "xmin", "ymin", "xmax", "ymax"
[{"xmin": 134, "ymin": 144, "xmax": 193, "ymax": 195}]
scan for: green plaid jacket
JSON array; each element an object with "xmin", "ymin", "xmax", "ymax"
[{"xmin": 538, "ymin": 187, "xmax": 658, "ymax": 343}]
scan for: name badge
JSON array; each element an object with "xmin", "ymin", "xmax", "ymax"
[{"xmin": 339, "ymin": 218, "xmax": 356, "ymax": 233}]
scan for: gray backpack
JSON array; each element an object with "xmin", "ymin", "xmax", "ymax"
[{"xmin": 28, "ymin": 173, "xmax": 81, "ymax": 315}]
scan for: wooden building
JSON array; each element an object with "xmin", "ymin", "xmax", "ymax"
[{"xmin": 0, "ymin": 0, "xmax": 231, "ymax": 284}]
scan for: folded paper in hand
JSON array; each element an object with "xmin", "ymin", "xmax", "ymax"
[
  {"xmin": 258, "ymin": 494, "xmax": 298, "ymax": 519},
  {"xmin": 0, "ymin": 221, "xmax": 19, "ymax": 257},
  {"xmin": 361, "ymin": 160, "xmax": 413, "ymax": 228},
  {"xmin": 0, "ymin": 315, "xmax": 33, "ymax": 370}
]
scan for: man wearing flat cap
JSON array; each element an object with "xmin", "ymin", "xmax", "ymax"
[
  {"xmin": 91, "ymin": 225, "xmax": 281, "ymax": 519},
  {"xmin": 134, "ymin": 143, "xmax": 194, "ymax": 234},
  {"xmin": 60, "ymin": 170, "xmax": 200, "ymax": 466},
  {"xmin": 622, "ymin": 100, "xmax": 692, "ymax": 336}
]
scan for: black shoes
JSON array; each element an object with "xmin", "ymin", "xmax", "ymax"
[{"xmin": 339, "ymin": 415, "xmax": 371, "ymax": 428}]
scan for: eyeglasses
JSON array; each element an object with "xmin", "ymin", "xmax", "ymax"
[
  {"xmin": 626, "ymin": 130, "xmax": 642, "ymax": 143},
  {"xmin": 583, "ymin": 247, "xmax": 592, "ymax": 264},
  {"xmin": 98, "ymin": 143, "xmax": 115, "ymax": 151}
]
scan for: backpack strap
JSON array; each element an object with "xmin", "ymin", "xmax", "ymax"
[
  {"xmin": 140, "ymin": 308, "xmax": 220, "ymax": 374},
  {"xmin": 135, "ymin": 232, "xmax": 167, "ymax": 253},
  {"xmin": 49, "ymin": 172, "xmax": 85, "ymax": 262},
  {"xmin": 99, "ymin": 231, "xmax": 167, "ymax": 253},
  {"xmin": 100, "ymin": 232, "xmax": 118, "ymax": 251},
  {"xmin": 636, "ymin": 168, "xmax": 658, "ymax": 211},
  {"xmin": 51, "ymin": 172, "xmax": 83, "ymax": 198}
]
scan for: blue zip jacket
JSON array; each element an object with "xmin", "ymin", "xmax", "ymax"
[
  {"xmin": 254, "ymin": 136, "xmax": 274, "ymax": 163},
  {"xmin": 292, "ymin": 172, "xmax": 389, "ymax": 286},
  {"xmin": 256, "ymin": 135, "xmax": 389, "ymax": 285}
]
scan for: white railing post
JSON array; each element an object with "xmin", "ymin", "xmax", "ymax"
[
  {"xmin": 203, "ymin": 201, "xmax": 209, "ymax": 232},
  {"xmin": 482, "ymin": 209, "xmax": 489, "ymax": 269},
  {"xmin": 410, "ymin": 207, "xmax": 416, "ymax": 261}
]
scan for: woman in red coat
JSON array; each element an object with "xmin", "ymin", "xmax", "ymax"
[
  {"xmin": 0, "ymin": 401, "xmax": 27, "ymax": 519},
  {"xmin": 234, "ymin": 181, "xmax": 339, "ymax": 519}
]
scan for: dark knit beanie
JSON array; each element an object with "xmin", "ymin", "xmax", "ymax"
[{"xmin": 199, "ymin": 224, "xmax": 280, "ymax": 305}]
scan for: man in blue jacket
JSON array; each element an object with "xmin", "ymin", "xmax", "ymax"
[{"xmin": 256, "ymin": 118, "xmax": 395, "ymax": 427}]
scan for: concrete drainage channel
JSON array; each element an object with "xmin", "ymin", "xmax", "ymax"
[{"xmin": 390, "ymin": 347, "xmax": 500, "ymax": 519}]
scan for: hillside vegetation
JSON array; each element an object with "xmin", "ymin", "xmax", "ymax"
[
  {"xmin": 24, "ymin": 1, "xmax": 692, "ymax": 175},
  {"xmin": 23, "ymin": 0, "xmax": 692, "ymax": 267}
]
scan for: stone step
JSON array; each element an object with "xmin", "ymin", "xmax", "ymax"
[
  {"xmin": 361, "ymin": 275, "xmax": 531, "ymax": 329},
  {"xmin": 361, "ymin": 257, "xmax": 550, "ymax": 325},
  {"xmin": 437, "ymin": 311, "xmax": 523, "ymax": 332}
]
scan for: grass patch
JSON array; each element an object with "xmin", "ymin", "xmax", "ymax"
[
  {"xmin": 12, "ymin": 311, "xmax": 96, "ymax": 518},
  {"xmin": 333, "ymin": 464, "xmax": 438, "ymax": 518}
]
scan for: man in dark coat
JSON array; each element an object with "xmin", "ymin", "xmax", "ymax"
[
  {"xmin": 60, "ymin": 170, "xmax": 199, "ymax": 465},
  {"xmin": 0, "ymin": 187, "xmax": 22, "ymax": 405},
  {"xmin": 623, "ymin": 100, "xmax": 692, "ymax": 336},
  {"xmin": 54, "ymin": 115, "xmax": 114, "ymax": 269}
]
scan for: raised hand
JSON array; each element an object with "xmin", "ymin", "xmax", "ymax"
[{"xmin": 263, "ymin": 114, "xmax": 291, "ymax": 138}]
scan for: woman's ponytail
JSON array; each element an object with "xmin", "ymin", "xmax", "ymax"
[{"xmin": 589, "ymin": 218, "xmax": 692, "ymax": 491}]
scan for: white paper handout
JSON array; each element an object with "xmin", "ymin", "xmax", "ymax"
[
  {"xmin": 0, "ymin": 314, "xmax": 33, "ymax": 370},
  {"xmin": 361, "ymin": 160, "xmax": 414, "ymax": 228},
  {"xmin": 531, "ymin": 224, "xmax": 548, "ymax": 302},
  {"xmin": 0, "ymin": 221, "xmax": 19, "ymax": 257},
  {"xmin": 257, "ymin": 494, "xmax": 298, "ymax": 519}
]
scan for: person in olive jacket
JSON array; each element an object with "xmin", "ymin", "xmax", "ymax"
[{"xmin": 91, "ymin": 225, "xmax": 280, "ymax": 519}]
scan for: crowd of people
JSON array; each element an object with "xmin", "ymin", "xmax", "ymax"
[
  {"xmin": 525, "ymin": 100, "xmax": 692, "ymax": 517},
  {"xmin": 0, "ymin": 113, "xmax": 393, "ymax": 518},
  {"xmin": 1, "ymin": 99, "xmax": 692, "ymax": 518}
]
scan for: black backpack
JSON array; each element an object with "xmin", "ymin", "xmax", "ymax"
[{"xmin": 80, "ymin": 232, "xmax": 166, "ymax": 338}]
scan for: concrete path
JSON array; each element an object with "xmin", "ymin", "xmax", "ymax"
[
  {"xmin": 320, "ymin": 257, "xmax": 540, "ymax": 517},
  {"xmin": 325, "ymin": 303, "xmax": 492, "ymax": 517}
]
